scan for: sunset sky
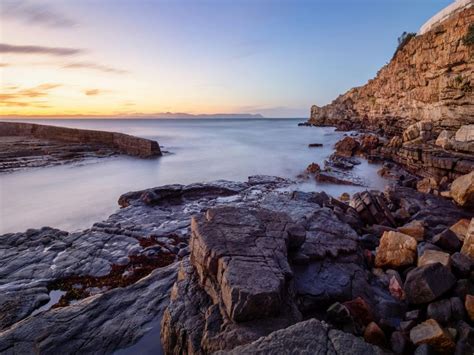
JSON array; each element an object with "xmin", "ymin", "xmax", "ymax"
[{"xmin": 1, "ymin": 0, "xmax": 451, "ymax": 118}]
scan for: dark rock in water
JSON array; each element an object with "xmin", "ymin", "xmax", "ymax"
[
  {"xmin": 404, "ymin": 263, "xmax": 456, "ymax": 304},
  {"xmin": 432, "ymin": 229, "xmax": 462, "ymax": 253},
  {"xmin": 308, "ymin": 143, "xmax": 323, "ymax": 147},
  {"xmin": 216, "ymin": 318, "xmax": 385, "ymax": 355}
]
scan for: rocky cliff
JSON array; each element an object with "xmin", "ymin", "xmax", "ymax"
[{"xmin": 309, "ymin": 6, "xmax": 474, "ymax": 136}]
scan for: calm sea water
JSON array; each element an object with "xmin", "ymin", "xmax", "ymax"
[{"xmin": 0, "ymin": 118, "xmax": 386, "ymax": 234}]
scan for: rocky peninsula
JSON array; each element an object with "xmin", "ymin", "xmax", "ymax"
[{"xmin": 0, "ymin": 121, "xmax": 161, "ymax": 173}]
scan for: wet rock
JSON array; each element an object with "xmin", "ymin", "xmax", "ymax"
[
  {"xmin": 404, "ymin": 263, "xmax": 456, "ymax": 304},
  {"xmin": 306, "ymin": 162, "xmax": 321, "ymax": 174},
  {"xmin": 375, "ymin": 231, "xmax": 417, "ymax": 269},
  {"xmin": 409, "ymin": 319, "xmax": 455, "ymax": 353},
  {"xmin": 398, "ymin": 220, "xmax": 425, "ymax": 241},
  {"xmin": 451, "ymin": 171, "xmax": 474, "ymax": 207},
  {"xmin": 418, "ymin": 250, "xmax": 451, "ymax": 268},
  {"xmin": 432, "ymin": 229, "xmax": 461, "ymax": 253},
  {"xmin": 308, "ymin": 143, "xmax": 323, "ymax": 147}
]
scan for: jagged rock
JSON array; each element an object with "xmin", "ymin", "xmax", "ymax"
[
  {"xmin": 350, "ymin": 191, "xmax": 396, "ymax": 227},
  {"xmin": 398, "ymin": 220, "xmax": 425, "ymax": 241},
  {"xmin": 404, "ymin": 263, "xmax": 456, "ymax": 304},
  {"xmin": 306, "ymin": 162, "xmax": 321, "ymax": 174},
  {"xmin": 418, "ymin": 250, "xmax": 451, "ymax": 268},
  {"xmin": 410, "ymin": 319, "xmax": 455, "ymax": 353},
  {"xmin": 455, "ymin": 125, "xmax": 474, "ymax": 142},
  {"xmin": 450, "ymin": 218, "xmax": 471, "ymax": 241},
  {"xmin": 375, "ymin": 231, "xmax": 417, "ymax": 269},
  {"xmin": 426, "ymin": 298, "xmax": 465, "ymax": 324},
  {"xmin": 190, "ymin": 206, "xmax": 298, "ymax": 322},
  {"xmin": 217, "ymin": 318, "xmax": 385, "ymax": 355},
  {"xmin": 461, "ymin": 218, "xmax": 474, "ymax": 259},
  {"xmin": 389, "ymin": 275, "xmax": 405, "ymax": 301},
  {"xmin": 432, "ymin": 229, "xmax": 462, "ymax": 253},
  {"xmin": 451, "ymin": 171, "xmax": 474, "ymax": 207}
]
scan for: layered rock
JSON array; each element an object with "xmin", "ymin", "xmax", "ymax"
[{"xmin": 309, "ymin": 7, "xmax": 474, "ymax": 134}]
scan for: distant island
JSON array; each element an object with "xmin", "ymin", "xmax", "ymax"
[{"xmin": 0, "ymin": 112, "xmax": 265, "ymax": 120}]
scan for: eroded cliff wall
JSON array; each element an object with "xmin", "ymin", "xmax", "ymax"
[{"xmin": 309, "ymin": 7, "xmax": 474, "ymax": 136}]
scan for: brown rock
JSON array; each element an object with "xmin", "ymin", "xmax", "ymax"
[
  {"xmin": 461, "ymin": 219, "xmax": 474, "ymax": 259},
  {"xmin": 334, "ymin": 136, "xmax": 360, "ymax": 157},
  {"xmin": 450, "ymin": 218, "xmax": 471, "ymax": 242},
  {"xmin": 466, "ymin": 295, "xmax": 474, "ymax": 321},
  {"xmin": 398, "ymin": 220, "xmax": 425, "ymax": 241},
  {"xmin": 375, "ymin": 231, "xmax": 417, "ymax": 269},
  {"xmin": 343, "ymin": 297, "xmax": 374, "ymax": 326},
  {"xmin": 418, "ymin": 250, "xmax": 450, "ymax": 268},
  {"xmin": 306, "ymin": 162, "xmax": 321, "ymax": 174},
  {"xmin": 339, "ymin": 192, "xmax": 350, "ymax": 201},
  {"xmin": 409, "ymin": 319, "xmax": 455, "ymax": 352},
  {"xmin": 451, "ymin": 171, "xmax": 474, "ymax": 207},
  {"xmin": 363, "ymin": 321, "xmax": 386, "ymax": 347}
]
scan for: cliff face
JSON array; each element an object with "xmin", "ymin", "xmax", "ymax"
[{"xmin": 309, "ymin": 7, "xmax": 474, "ymax": 136}]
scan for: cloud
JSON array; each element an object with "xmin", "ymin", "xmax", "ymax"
[
  {"xmin": 0, "ymin": 63, "xmax": 9, "ymax": 67},
  {"xmin": 84, "ymin": 89, "xmax": 100, "ymax": 96},
  {"xmin": 64, "ymin": 62, "xmax": 128, "ymax": 74},
  {"xmin": 2, "ymin": 0, "xmax": 76, "ymax": 28},
  {"xmin": 0, "ymin": 43, "xmax": 83, "ymax": 56},
  {"xmin": 0, "ymin": 83, "xmax": 60, "ymax": 108}
]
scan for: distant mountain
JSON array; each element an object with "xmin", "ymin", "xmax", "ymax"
[{"xmin": 0, "ymin": 112, "xmax": 265, "ymax": 119}]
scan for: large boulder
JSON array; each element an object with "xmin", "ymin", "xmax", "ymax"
[
  {"xmin": 417, "ymin": 250, "xmax": 450, "ymax": 268},
  {"xmin": 375, "ymin": 231, "xmax": 417, "ymax": 269},
  {"xmin": 398, "ymin": 220, "xmax": 425, "ymax": 241},
  {"xmin": 335, "ymin": 136, "xmax": 360, "ymax": 157},
  {"xmin": 435, "ymin": 130, "xmax": 454, "ymax": 150},
  {"xmin": 450, "ymin": 171, "xmax": 474, "ymax": 207},
  {"xmin": 455, "ymin": 124, "xmax": 474, "ymax": 142},
  {"xmin": 404, "ymin": 263, "xmax": 456, "ymax": 304}
]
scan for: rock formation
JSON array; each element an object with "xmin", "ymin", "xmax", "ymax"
[{"xmin": 309, "ymin": 7, "xmax": 474, "ymax": 135}]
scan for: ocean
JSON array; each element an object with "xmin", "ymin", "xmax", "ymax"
[{"xmin": 0, "ymin": 118, "xmax": 386, "ymax": 234}]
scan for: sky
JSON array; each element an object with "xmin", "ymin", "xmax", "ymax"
[{"xmin": 0, "ymin": 0, "xmax": 453, "ymax": 118}]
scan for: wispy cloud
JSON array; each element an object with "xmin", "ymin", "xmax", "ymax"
[
  {"xmin": 2, "ymin": 0, "xmax": 76, "ymax": 28},
  {"xmin": 0, "ymin": 83, "xmax": 60, "ymax": 108},
  {"xmin": 84, "ymin": 89, "xmax": 101, "ymax": 96},
  {"xmin": 63, "ymin": 62, "xmax": 128, "ymax": 74},
  {"xmin": 0, "ymin": 43, "xmax": 83, "ymax": 56}
]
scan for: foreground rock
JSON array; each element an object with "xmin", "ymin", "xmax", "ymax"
[{"xmin": 1, "ymin": 176, "xmax": 472, "ymax": 354}]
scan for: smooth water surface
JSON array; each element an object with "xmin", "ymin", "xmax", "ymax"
[{"xmin": 0, "ymin": 118, "xmax": 386, "ymax": 234}]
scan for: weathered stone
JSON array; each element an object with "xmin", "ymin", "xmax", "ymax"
[
  {"xmin": 389, "ymin": 275, "xmax": 405, "ymax": 301},
  {"xmin": 418, "ymin": 250, "xmax": 450, "ymax": 268},
  {"xmin": 410, "ymin": 319, "xmax": 455, "ymax": 353},
  {"xmin": 426, "ymin": 299, "xmax": 453, "ymax": 324},
  {"xmin": 343, "ymin": 297, "xmax": 374, "ymax": 326},
  {"xmin": 466, "ymin": 295, "xmax": 474, "ymax": 322},
  {"xmin": 335, "ymin": 136, "xmax": 360, "ymax": 157},
  {"xmin": 449, "ymin": 218, "xmax": 470, "ymax": 241},
  {"xmin": 404, "ymin": 263, "xmax": 456, "ymax": 304},
  {"xmin": 375, "ymin": 231, "xmax": 417, "ymax": 269},
  {"xmin": 364, "ymin": 322, "xmax": 386, "ymax": 347},
  {"xmin": 390, "ymin": 331, "xmax": 408, "ymax": 354},
  {"xmin": 432, "ymin": 229, "xmax": 462, "ymax": 253},
  {"xmin": 451, "ymin": 171, "xmax": 474, "ymax": 207},
  {"xmin": 451, "ymin": 252, "xmax": 472, "ymax": 278},
  {"xmin": 455, "ymin": 124, "xmax": 474, "ymax": 142},
  {"xmin": 190, "ymin": 206, "xmax": 296, "ymax": 322},
  {"xmin": 350, "ymin": 191, "xmax": 396, "ymax": 227},
  {"xmin": 218, "ymin": 318, "xmax": 385, "ymax": 355},
  {"xmin": 435, "ymin": 130, "xmax": 454, "ymax": 150},
  {"xmin": 461, "ymin": 218, "xmax": 474, "ymax": 259},
  {"xmin": 398, "ymin": 220, "xmax": 425, "ymax": 241}
]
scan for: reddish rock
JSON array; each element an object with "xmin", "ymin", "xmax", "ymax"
[
  {"xmin": 306, "ymin": 162, "xmax": 321, "ymax": 174},
  {"xmin": 449, "ymin": 219, "xmax": 470, "ymax": 242},
  {"xmin": 363, "ymin": 321, "xmax": 386, "ymax": 347},
  {"xmin": 389, "ymin": 275, "xmax": 405, "ymax": 301},
  {"xmin": 398, "ymin": 220, "xmax": 425, "ymax": 241},
  {"xmin": 334, "ymin": 136, "xmax": 360, "ymax": 157},
  {"xmin": 451, "ymin": 171, "xmax": 474, "ymax": 207},
  {"xmin": 343, "ymin": 297, "xmax": 374, "ymax": 326},
  {"xmin": 375, "ymin": 231, "xmax": 417, "ymax": 269},
  {"xmin": 461, "ymin": 219, "xmax": 474, "ymax": 259},
  {"xmin": 409, "ymin": 319, "xmax": 455, "ymax": 353},
  {"xmin": 417, "ymin": 250, "xmax": 450, "ymax": 268}
]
